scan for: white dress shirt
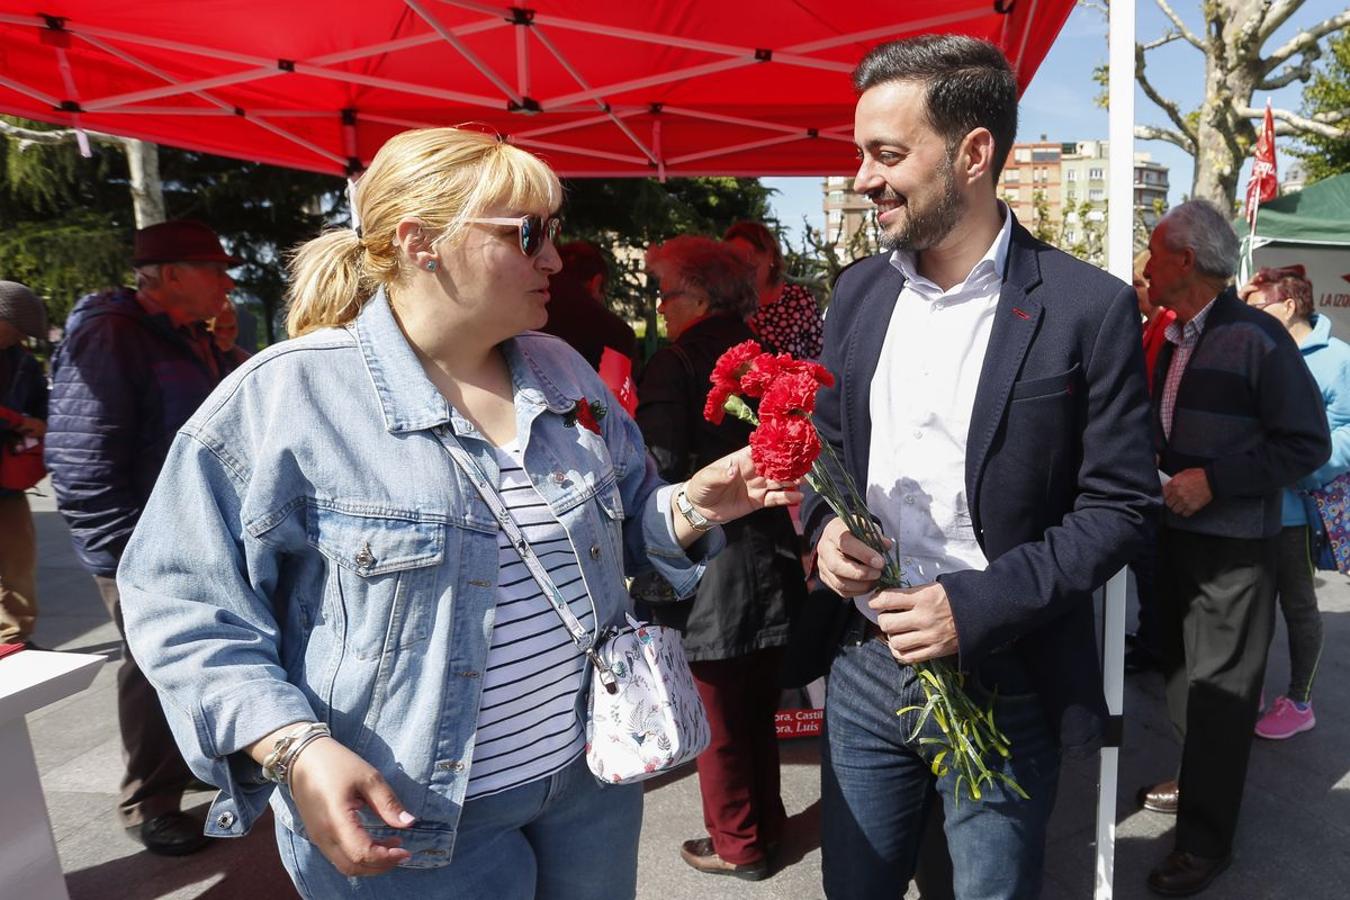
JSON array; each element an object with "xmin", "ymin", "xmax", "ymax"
[{"xmin": 860, "ymin": 208, "xmax": 1013, "ymax": 622}]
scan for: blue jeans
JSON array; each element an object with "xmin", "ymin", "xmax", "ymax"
[
  {"xmin": 276, "ymin": 754, "xmax": 643, "ymax": 899},
  {"xmin": 821, "ymin": 638, "xmax": 1061, "ymax": 900}
]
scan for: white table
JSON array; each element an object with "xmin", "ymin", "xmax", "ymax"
[{"xmin": 0, "ymin": 650, "xmax": 106, "ymax": 900}]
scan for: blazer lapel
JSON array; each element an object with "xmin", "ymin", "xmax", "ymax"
[
  {"xmin": 965, "ymin": 227, "xmax": 1044, "ymax": 522},
  {"xmin": 845, "ymin": 262, "xmax": 904, "ymax": 481}
]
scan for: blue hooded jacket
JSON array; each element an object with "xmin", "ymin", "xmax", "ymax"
[{"xmin": 1283, "ymin": 313, "xmax": 1350, "ymax": 526}]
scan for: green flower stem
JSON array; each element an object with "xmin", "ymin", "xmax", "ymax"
[{"xmin": 724, "ymin": 395, "xmax": 1026, "ymax": 803}]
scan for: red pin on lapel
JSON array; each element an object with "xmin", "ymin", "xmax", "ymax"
[{"xmin": 1012, "ymin": 307, "xmax": 1031, "ymax": 320}]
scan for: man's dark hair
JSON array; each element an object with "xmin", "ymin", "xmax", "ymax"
[
  {"xmin": 558, "ymin": 240, "xmax": 608, "ymax": 289},
  {"xmin": 852, "ymin": 34, "xmax": 1019, "ymax": 180}
]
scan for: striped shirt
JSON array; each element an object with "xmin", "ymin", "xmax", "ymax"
[
  {"xmin": 1161, "ymin": 297, "xmax": 1217, "ymax": 440},
  {"xmin": 464, "ymin": 442, "xmax": 594, "ymax": 799}
]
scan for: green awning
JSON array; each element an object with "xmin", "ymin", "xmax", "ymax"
[{"xmin": 1254, "ymin": 173, "xmax": 1350, "ymax": 245}]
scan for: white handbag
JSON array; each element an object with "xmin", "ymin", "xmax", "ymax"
[
  {"xmin": 442, "ymin": 438, "xmax": 710, "ymax": 785},
  {"xmin": 585, "ymin": 613, "xmax": 710, "ymax": 783}
]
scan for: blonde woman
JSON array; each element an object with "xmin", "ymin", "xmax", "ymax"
[{"xmin": 117, "ymin": 127, "xmax": 798, "ymax": 898}]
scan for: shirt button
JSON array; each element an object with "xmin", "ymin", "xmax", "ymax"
[
  {"xmin": 590, "ymin": 544, "xmax": 602, "ymax": 560},
  {"xmin": 216, "ymin": 811, "xmax": 235, "ymax": 829},
  {"xmin": 904, "ymin": 495, "xmax": 915, "ymax": 505},
  {"xmin": 553, "ymin": 471, "xmax": 567, "ymax": 484}
]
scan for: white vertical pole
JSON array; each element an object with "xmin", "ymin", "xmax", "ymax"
[{"xmin": 1098, "ymin": 2, "xmax": 1135, "ymax": 898}]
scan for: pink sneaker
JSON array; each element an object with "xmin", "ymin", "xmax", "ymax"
[{"xmin": 1255, "ymin": 696, "xmax": 1315, "ymax": 740}]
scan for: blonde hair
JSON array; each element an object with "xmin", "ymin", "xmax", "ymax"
[{"xmin": 285, "ymin": 127, "xmax": 561, "ymax": 337}]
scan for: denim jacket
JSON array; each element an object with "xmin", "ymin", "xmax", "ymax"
[{"xmin": 117, "ymin": 289, "xmax": 721, "ymax": 863}]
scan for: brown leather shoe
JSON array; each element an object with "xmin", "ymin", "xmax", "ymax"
[
  {"xmin": 1138, "ymin": 779, "xmax": 1179, "ymax": 814},
  {"xmin": 679, "ymin": 837, "xmax": 769, "ymax": 881},
  {"xmin": 1147, "ymin": 850, "xmax": 1231, "ymax": 895}
]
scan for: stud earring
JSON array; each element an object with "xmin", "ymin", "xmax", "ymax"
[{"xmin": 425, "ymin": 260, "xmax": 438, "ymax": 273}]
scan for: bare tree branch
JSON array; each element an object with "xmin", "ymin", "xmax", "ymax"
[
  {"xmin": 1258, "ymin": 52, "xmax": 1319, "ymax": 89},
  {"xmin": 1077, "ymin": 0, "xmax": 1109, "ymax": 19},
  {"xmin": 1134, "ymin": 124, "xmax": 1196, "ymax": 154},
  {"xmin": 1261, "ymin": 9, "xmax": 1350, "ymax": 76},
  {"xmin": 1153, "ymin": 0, "xmax": 1205, "ymax": 49},
  {"xmin": 1236, "ymin": 104, "xmax": 1350, "ymax": 139},
  {"xmin": 0, "ymin": 118, "xmax": 128, "ymax": 151},
  {"xmin": 1257, "ymin": 0, "xmax": 1308, "ymax": 45},
  {"xmin": 1136, "ymin": 42, "xmax": 1198, "ymax": 145},
  {"xmin": 1142, "ymin": 31, "xmax": 1185, "ymax": 52}
]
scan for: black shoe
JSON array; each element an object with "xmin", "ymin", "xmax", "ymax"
[
  {"xmin": 1147, "ymin": 850, "xmax": 1231, "ymax": 895},
  {"xmin": 126, "ymin": 812, "xmax": 210, "ymax": 856}
]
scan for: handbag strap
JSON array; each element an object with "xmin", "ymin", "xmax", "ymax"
[{"xmin": 440, "ymin": 435, "xmax": 618, "ymax": 693}]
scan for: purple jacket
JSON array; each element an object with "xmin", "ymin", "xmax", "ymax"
[{"xmin": 46, "ymin": 288, "xmax": 230, "ymax": 576}]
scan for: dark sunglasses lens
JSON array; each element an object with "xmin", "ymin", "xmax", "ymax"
[{"xmin": 519, "ymin": 215, "xmax": 542, "ymax": 256}]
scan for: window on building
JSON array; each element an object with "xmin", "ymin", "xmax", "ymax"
[
  {"xmin": 1065, "ymin": 230, "xmax": 1076, "ymax": 242},
  {"xmin": 1089, "ymin": 188, "xmax": 1105, "ymax": 201},
  {"xmin": 1014, "ymin": 148, "xmax": 1031, "ymax": 163},
  {"xmin": 1005, "ymin": 169, "xmax": 1020, "ymax": 183},
  {"xmin": 1089, "ymin": 167, "xmax": 1104, "ymax": 180},
  {"xmin": 1065, "ymin": 170, "xmax": 1076, "ymax": 182},
  {"xmin": 1004, "ymin": 188, "xmax": 1021, "ymax": 202},
  {"xmin": 1032, "ymin": 149, "xmax": 1059, "ymax": 162}
]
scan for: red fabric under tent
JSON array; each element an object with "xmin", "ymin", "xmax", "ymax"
[{"xmin": 0, "ymin": 1, "xmax": 1074, "ymax": 179}]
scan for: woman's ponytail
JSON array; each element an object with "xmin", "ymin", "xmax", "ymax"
[{"xmin": 285, "ymin": 229, "xmax": 369, "ymax": 338}]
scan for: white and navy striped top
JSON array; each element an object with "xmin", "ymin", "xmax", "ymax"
[{"xmin": 464, "ymin": 441, "xmax": 595, "ymax": 799}]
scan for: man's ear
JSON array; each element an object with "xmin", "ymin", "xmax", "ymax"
[{"xmin": 957, "ymin": 127, "xmax": 997, "ymax": 186}]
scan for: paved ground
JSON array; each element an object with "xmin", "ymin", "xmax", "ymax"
[{"xmin": 19, "ymin": 480, "xmax": 1350, "ymax": 899}]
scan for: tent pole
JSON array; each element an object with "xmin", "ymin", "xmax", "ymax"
[{"xmin": 1098, "ymin": 1, "xmax": 1136, "ymax": 899}]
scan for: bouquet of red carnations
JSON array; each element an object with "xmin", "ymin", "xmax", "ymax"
[{"xmin": 706, "ymin": 340, "xmax": 1026, "ymax": 803}]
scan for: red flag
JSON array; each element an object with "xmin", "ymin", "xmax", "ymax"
[
  {"xmin": 598, "ymin": 347, "xmax": 638, "ymax": 417},
  {"xmin": 1245, "ymin": 101, "xmax": 1278, "ymax": 228}
]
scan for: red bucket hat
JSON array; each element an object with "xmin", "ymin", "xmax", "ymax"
[{"xmin": 131, "ymin": 220, "xmax": 242, "ymax": 267}]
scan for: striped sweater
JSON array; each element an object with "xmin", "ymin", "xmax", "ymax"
[{"xmin": 1152, "ymin": 289, "xmax": 1330, "ymax": 539}]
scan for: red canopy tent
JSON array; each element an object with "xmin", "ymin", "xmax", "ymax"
[{"xmin": 0, "ymin": 1, "xmax": 1075, "ymax": 179}]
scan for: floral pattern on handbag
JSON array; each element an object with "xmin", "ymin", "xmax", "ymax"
[
  {"xmin": 1310, "ymin": 470, "xmax": 1350, "ymax": 575},
  {"xmin": 586, "ymin": 614, "xmax": 710, "ymax": 784}
]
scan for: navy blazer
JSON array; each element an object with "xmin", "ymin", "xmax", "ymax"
[{"xmin": 802, "ymin": 222, "xmax": 1161, "ymax": 754}]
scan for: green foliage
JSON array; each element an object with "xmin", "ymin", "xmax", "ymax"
[
  {"xmin": 1292, "ymin": 29, "xmax": 1350, "ymax": 185},
  {"xmin": 0, "ymin": 118, "xmax": 135, "ymax": 325}
]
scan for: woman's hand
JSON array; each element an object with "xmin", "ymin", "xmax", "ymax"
[
  {"xmin": 683, "ymin": 445, "xmax": 802, "ymax": 525},
  {"xmin": 287, "ymin": 737, "xmax": 416, "ymax": 877}
]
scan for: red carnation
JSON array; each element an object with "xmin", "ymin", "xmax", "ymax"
[
  {"xmin": 749, "ymin": 414, "xmax": 821, "ymax": 481},
  {"xmin": 759, "ymin": 370, "xmax": 824, "ymax": 421},
  {"xmin": 705, "ymin": 340, "xmax": 764, "ymax": 424},
  {"xmin": 575, "ymin": 399, "xmax": 602, "ymax": 434}
]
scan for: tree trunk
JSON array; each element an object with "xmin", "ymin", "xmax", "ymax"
[
  {"xmin": 124, "ymin": 140, "xmax": 166, "ymax": 228},
  {"xmin": 1190, "ymin": 1, "xmax": 1264, "ymax": 210}
]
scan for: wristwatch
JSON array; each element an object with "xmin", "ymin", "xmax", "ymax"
[{"xmin": 675, "ymin": 488, "xmax": 714, "ymax": 532}]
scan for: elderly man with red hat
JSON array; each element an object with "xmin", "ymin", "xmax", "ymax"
[{"xmin": 46, "ymin": 220, "xmax": 241, "ymax": 856}]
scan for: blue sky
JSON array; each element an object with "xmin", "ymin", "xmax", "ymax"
[{"xmin": 765, "ymin": 0, "xmax": 1344, "ymax": 244}]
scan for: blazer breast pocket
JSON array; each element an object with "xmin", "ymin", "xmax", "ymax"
[{"xmin": 1011, "ymin": 363, "xmax": 1082, "ymax": 402}]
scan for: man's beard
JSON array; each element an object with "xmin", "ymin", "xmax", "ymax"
[{"xmin": 876, "ymin": 155, "xmax": 962, "ymax": 252}]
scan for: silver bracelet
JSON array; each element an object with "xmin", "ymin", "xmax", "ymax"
[{"xmin": 261, "ymin": 722, "xmax": 331, "ymax": 784}]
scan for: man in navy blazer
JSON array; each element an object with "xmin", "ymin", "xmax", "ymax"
[{"xmin": 801, "ymin": 36, "xmax": 1160, "ymax": 898}]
